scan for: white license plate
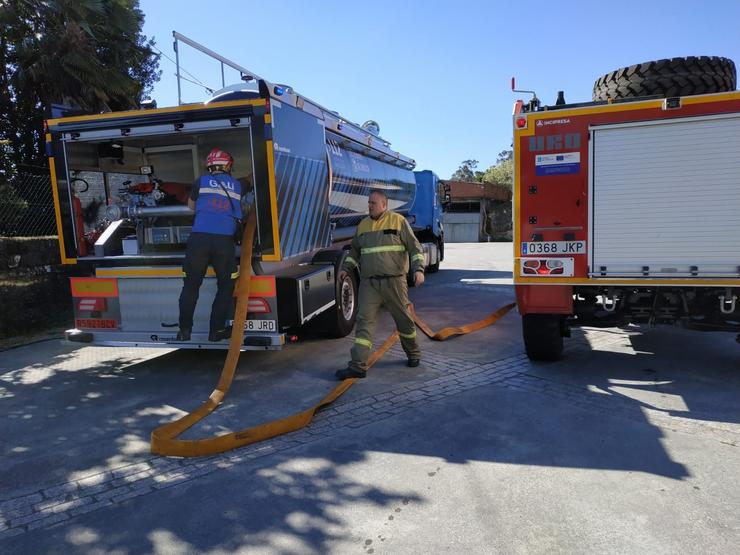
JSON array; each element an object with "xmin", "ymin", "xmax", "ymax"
[
  {"xmin": 228, "ymin": 319, "xmax": 276, "ymax": 332},
  {"xmin": 521, "ymin": 241, "xmax": 586, "ymax": 255},
  {"xmin": 246, "ymin": 319, "xmax": 276, "ymax": 332}
]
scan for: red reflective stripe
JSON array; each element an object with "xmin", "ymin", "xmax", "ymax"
[{"xmin": 75, "ymin": 318, "xmax": 117, "ymax": 329}]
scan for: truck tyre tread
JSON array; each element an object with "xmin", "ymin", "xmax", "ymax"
[
  {"xmin": 306, "ymin": 249, "xmax": 358, "ymax": 337},
  {"xmin": 317, "ymin": 268, "xmax": 358, "ymax": 338},
  {"xmin": 522, "ymin": 314, "xmax": 563, "ymax": 361},
  {"xmin": 592, "ymin": 56, "xmax": 736, "ymax": 101}
]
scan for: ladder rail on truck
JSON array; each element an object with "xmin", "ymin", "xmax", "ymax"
[
  {"xmin": 512, "ymin": 56, "xmax": 740, "ymax": 360},
  {"xmin": 46, "ymin": 31, "xmax": 444, "ymax": 351}
]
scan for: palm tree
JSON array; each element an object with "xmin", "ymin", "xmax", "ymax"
[{"xmin": 0, "ymin": 0, "xmax": 160, "ymax": 169}]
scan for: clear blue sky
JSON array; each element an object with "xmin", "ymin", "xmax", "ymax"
[{"xmin": 140, "ymin": 0, "xmax": 740, "ymax": 179}]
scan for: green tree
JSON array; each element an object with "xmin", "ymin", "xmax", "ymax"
[
  {"xmin": 482, "ymin": 149, "xmax": 513, "ymax": 189},
  {"xmin": 451, "ymin": 159, "xmax": 480, "ymax": 181},
  {"xmin": 495, "ymin": 149, "xmax": 513, "ymax": 164},
  {"xmin": 0, "ymin": 0, "xmax": 160, "ymax": 175}
]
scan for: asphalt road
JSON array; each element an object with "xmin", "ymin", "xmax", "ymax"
[{"xmin": 1, "ymin": 243, "xmax": 739, "ymax": 554}]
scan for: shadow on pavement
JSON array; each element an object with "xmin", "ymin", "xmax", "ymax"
[{"xmin": 2, "ymin": 259, "xmax": 740, "ymax": 552}]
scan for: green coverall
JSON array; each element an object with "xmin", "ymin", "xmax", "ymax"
[{"xmin": 342, "ymin": 210, "xmax": 425, "ymax": 371}]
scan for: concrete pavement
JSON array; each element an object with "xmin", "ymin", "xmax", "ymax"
[{"xmin": 2, "ymin": 242, "xmax": 739, "ymax": 554}]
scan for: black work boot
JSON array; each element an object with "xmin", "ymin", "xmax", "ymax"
[
  {"xmin": 208, "ymin": 326, "xmax": 233, "ymax": 342},
  {"xmin": 407, "ymin": 358, "xmax": 420, "ymax": 367},
  {"xmin": 176, "ymin": 328, "xmax": 191, "ymax": 341},
  {"xmin": 335, "ymin": 367, "xmax": 367, "ymax": 380}
]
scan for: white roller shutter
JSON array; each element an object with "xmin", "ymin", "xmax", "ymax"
[{"xmin": 591, "ymin": 114, "xmax": 740, "ymax": 278}]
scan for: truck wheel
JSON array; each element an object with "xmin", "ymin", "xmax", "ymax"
[
  {"xmin": 522, "ymin": 314, "xmax": 564, "ymax": 361},
  {"xmin": 592, "ymin": 56, "xmax": 736, "ymax": 101},
  {"xmin": 319, "ymin": 270, "xmax": 358, "ymax": 337}
]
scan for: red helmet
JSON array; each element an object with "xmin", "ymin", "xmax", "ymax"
[{"xmin": 206, "ymin": 148, "xmax": 233, "ymax": 171}]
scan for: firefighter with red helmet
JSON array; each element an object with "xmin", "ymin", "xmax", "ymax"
[{"xmin": 177, "ymin": 148, "xmax": 252, "ymax": 342}]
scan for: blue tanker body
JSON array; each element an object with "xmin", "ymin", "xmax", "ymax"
[
  {"xmin": 47, "ymin": 31, "xmax": 444, "ymax": 351},
  {"xmin": 327, "ymin": 140, "xmax": 416, "ymax": 229}
]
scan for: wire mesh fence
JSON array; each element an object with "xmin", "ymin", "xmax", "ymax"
[{"xmin": 0, "ymin": 171, "xmax": 57, "ymax": 237}]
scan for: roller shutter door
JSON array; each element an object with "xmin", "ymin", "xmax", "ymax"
[{"xmin": 591, "ymin": 114, "xmax": 740, "ymax": 278}]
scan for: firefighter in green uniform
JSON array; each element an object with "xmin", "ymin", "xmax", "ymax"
[{"xmin": 336, "ymin": 189, "xmax": 426, "ymax": 380}]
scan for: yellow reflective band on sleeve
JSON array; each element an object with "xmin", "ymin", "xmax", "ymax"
[
  {"xmin": 398, "ymin": 330, "xmax": 417, "ymax": 340},
  {"xmin": 411, "ymin": 253, "xmax": 425, "ymax": 262},
  {"xmin": 345, "ymin": 256, "xmax": 358, "ymax": 267},
  {"xmin": 231, "ymin": 271, "xmax": 240, "ymax": 279},
  {"xmin": 361, "ymin": 245, "xmax": 406, "ymax": 255},
  {"xmin": 354, "ymin": 337, "xmax": 373, "ymax": 348}
]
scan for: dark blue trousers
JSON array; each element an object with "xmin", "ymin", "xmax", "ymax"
[{"xmin": 178, "ymin": 232, "xmax": 236, "ymax": 332}]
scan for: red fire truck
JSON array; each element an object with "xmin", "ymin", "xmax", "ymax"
[{"xmin": 513, "ymin": 56, "xmax": 740, "ymax": 360}]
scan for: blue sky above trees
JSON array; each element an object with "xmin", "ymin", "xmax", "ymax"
[{"xmin": 141, "ymin": 0, "xmax": 740, "ymax": 179}]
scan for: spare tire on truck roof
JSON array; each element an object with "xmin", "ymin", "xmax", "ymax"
[{"xmin": 592, "ymin": 56, "xmax": 736, "ymax": 101}]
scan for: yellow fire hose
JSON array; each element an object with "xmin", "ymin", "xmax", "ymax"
[{"xmin": 151, "ymin": 210, "xmax": 515, "ymax": 457}]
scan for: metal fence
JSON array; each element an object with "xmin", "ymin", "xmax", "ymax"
[{"xmin": 0, "ymin": 171, "xmax": 57, "ymax": 237}]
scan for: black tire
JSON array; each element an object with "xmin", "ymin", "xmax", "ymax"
[
  {"xmin": 316, "ymin": 269, "xmax": 358, "ymax": 338},
  {"xmin": 522, "ymin": 314, "xmax": 563, "ymax": 361},
  {"xmin": 592, "ymin": 56, "xmax": 736, "ymax": 101}
]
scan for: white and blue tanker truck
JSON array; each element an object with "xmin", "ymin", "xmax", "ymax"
[{"xmin": 45, "ymin": 32, "xmax": 445, "ymax": 350}]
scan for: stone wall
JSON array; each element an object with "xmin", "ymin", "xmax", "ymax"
[
  {"xmin": 443, "ymin": 200, "xmax": 512, "ymax": 243},
  {"xmin": 484, "ymin": 200, "xmax": 513, "ymax": 241},
  {"xmin": 0, "ymin": 237, "xmax": 73, "ymax": 339}
]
